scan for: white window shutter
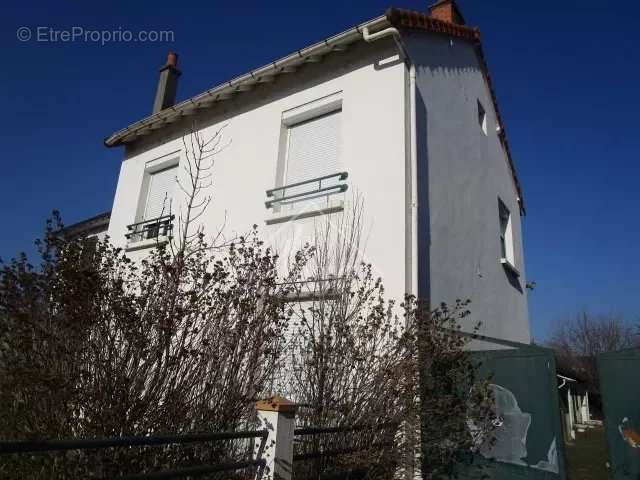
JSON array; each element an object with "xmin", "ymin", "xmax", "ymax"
[
  {"xmin": 285, "ymin": 110, "xmax": 341, "ymax": 186},
  {"xmin": 144, "ymin": 166, "xmax": 176, "ymax": 220}
]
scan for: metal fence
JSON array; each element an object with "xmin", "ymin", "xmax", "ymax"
[
  {"xmin": 0, "ymin": 429, "xmax": 267, "ymax": 480},
  {"xmin": 291, "ymin": 422, "xmax": 398, "ymax": 480},
  {"xmin": 0, "ymin": 399, "xmax": 395, "ymax": 480}
]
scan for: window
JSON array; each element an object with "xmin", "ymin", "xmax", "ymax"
[
  {"xmin": 498, "ymin": 198, "xmax": 518, "ymax": 275},
  {"xmin": 281, "ymin": 109, "xmax": 343, "ymax": 208},
  {"xmin": 126, "ymin": 164, "xmax": 177, "ymax": 246},
  {"xmin": 266, "ymin": 93, "xmax": 348, "ymax": 219},
  {"xmin": 285, "ymin": 109, "xmax": 341, "ymax": 188},
  {"xmin": 266, "ymin": 105, "xmax": 347, "ymax": 217},
  {"xmin": 143, "ymin": 165, "xmax": 177, "ymax": 220},
  {"xmin": 274, "ymin": 294, "xmax": 340, "ymax": 400},
  {"xmin": 478, "ymin": 100, "xmax": 487, "ymax": 135}
]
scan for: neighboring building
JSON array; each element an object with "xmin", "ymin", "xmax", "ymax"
[
  {"xmin": 102, "ymin": 1, "xmax": 530, "ymax": 342},
  {"xmin": 61, "ymin": 211, "xmax": 111, "ymax": 243}
]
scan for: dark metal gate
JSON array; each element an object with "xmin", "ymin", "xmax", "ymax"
[
  {"xmin": 598, "ymin": 347, "xmax": 640, "ymax": 480},
  {"xmin": 465, "ymin": 336, "xmax": 567, "ymax": 480}
]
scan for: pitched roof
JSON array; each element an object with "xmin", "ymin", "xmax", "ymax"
[{"xmin": 104, "ymin": 7, "xmax": 524, "ymax": 212}]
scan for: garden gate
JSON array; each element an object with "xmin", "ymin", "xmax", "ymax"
[
  {"xmin": 464, "ymin": 335, "xmax": 567, "ymax": 480},
  {"xmin": 598, "ymin": 347, "xmax": 640, "ymax": 480}
]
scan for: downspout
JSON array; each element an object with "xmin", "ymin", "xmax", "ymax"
[
  {"xmin": 364, "ymin": 32, "xmax": 420, "ymax": 480},
  {"xmin": 362, "ymin": 27, "xmax": 419, "ymax": 298},
  {"xmin": 408, "ymin": 63, "xmax": 418, "ymax": 298}
]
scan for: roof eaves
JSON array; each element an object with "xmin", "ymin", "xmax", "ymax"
[
  {"xmin": 104, "ymin": 8, "xmax": 525, "ymax": 214},
  {"xmin": 386, "ymin": 7, "xmax": 479, "ymax": 41},
  {"xmin": 104, "ymin": 15, "xmax": 389, "ymax": 148}
]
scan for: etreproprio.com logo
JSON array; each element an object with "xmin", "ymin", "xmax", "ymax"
[{"xmin": 16, "ymin": 26, "xmax": 174, "ymax": 45}]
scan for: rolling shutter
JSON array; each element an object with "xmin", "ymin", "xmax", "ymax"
[
  {"xmin": 144, "ymin": 166, "xmax": 176, "ymax": 220},
  {"xmin": 285, "ymin": 109, "xmax": 341, "ymax": 188}
]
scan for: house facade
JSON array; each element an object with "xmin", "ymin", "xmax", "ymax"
[{"xmin": 101, "ymin": 1, "xmax": 530, "ymax": 343}]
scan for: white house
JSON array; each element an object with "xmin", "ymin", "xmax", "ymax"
[{"xmin": 98, "ymin": 0, "xmax": 530, "ymax": 343}]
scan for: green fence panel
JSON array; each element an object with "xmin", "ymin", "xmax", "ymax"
[
  {"xmin": 464, "ymin": 344, "xmax": 567, "ymax": 480},
  {"xmin": 598, "ymin": 348, "xmax": 640, "ymax": 480}
]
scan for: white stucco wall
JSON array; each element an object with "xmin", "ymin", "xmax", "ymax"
[
  {"xmin": 108, "ymin": 38, "xmax": 408, "ymax": 303},
  {"xmin": 106, "ymin": 30, "xmax": 530, "ymax": 344}
]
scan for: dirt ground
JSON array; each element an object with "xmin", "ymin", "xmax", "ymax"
[{"xmin": 566, "ymin": 426, "xmax": 610, "ymax": 480}]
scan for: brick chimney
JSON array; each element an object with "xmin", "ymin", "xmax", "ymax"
[
  {"xmin": 429, "ymin": 0, "xmax": 466, "ymax": 25},
  {"xmin": 152, "ymin": 52, "xmax": 181, "ymax": 114}
]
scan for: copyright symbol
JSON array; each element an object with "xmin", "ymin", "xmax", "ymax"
[{"xmin": 16, "ymin": 27, "xmax": 31, "ymax": 42}]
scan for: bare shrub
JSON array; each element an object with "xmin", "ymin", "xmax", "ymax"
[
  {"xmin": 0, "ymin": 127, "xmax": 495, "ymax": 479},
  {"xmin": 275, "ymin": 200, "xmax": 495, "ymax": 480},
  {"xmin": 548, "ymin": 311, "xmax": 639, "ymax": 392},
  {"xmin": 0, "ymin": 125, "xmax": 310, "ymax": 478}
]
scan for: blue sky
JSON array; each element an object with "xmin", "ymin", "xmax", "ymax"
[{"xmin": 2, "ymin": 0, "xmax": 638, "ymax": 340}]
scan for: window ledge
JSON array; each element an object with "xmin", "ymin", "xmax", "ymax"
[
  {"xmin": 126, "ymin": 236, "xmax": 170, "ymax": 252},
  {"xmin": 265, "ymin": 200, "xmax": 344, "ymax": 225},
  {"xmin": 500, "ymin": 258, "xmax": 520, "ymax": 277}
]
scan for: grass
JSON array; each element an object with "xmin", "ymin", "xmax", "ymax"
[{"xmin": 566, "ymin": 426, "xmax": 610, "ymax": 480}]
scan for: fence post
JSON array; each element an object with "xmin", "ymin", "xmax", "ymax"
[
  {"xmin": 255, "ymin": 395, "xmax": 296, "ymax": 480},
  {"xmin": 566, "ymin": 387, "xmax": 576, "ymax": 440}
]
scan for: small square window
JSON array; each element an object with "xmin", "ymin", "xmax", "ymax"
[{"xmin": 478, "ymin": 100, "xmax": 487, "ymax": 136}]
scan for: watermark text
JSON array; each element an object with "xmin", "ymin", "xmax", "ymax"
[{"xmin": 17, "ymin": 26, "xmax": 174, "ymax": 45}]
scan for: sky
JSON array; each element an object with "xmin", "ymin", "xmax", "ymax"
[{"xmin": 1, "ymin": 0, "xmax": 639, "ymax": 341}]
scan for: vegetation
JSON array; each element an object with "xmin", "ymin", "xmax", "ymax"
[
  {"xmin": 0, "ymin": 127, "xmax": 495, "ymax": 479},
  {"xmin": 548, "ymin": 311, "xmax": 639, "ymax": 393},
  {"xmin": 566, "ymin": 427, "xmax": 609, "ymax": 480},
  {"xmin": 277, "ymin": 201, "xmax": 495, "ymax": 480}
]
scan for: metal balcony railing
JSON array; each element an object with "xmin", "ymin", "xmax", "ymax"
[
  {"xmin": 265, "ymin": 172, "xmax": 348, "ymax": 209},
  {"xmin": 125, "ymin": 215, "xmax": 174, "ymax": 244}
]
